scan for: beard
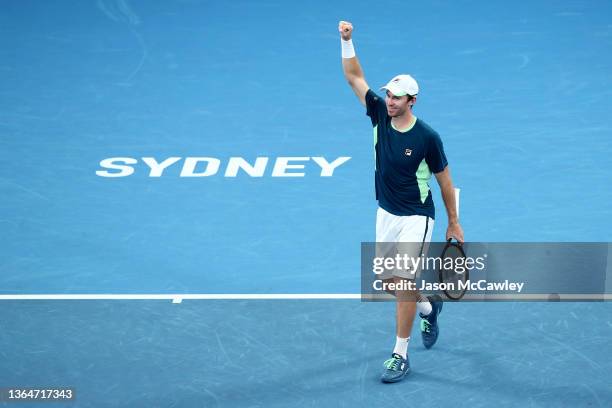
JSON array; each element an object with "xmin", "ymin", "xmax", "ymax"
[{"xmin": 387, "ymin": 107, "xmax": 405, "ymax": 117}]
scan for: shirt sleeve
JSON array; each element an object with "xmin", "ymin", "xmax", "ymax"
[
  {"xmin": 425, "ymin": 131, "xmax": 448, "ymax": 174},
  {"xmin": 365, "ymin": 89, "xmax": 387, "ymax": 127}
]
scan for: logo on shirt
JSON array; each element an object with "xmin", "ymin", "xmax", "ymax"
[{"xmin": 405, "ymin": 149, "xmax": 412, "ymax": 156}]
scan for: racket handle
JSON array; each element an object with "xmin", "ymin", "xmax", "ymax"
[{"xmin": 446, "ymin": 237, "xmax": 463, "ymax": 247}]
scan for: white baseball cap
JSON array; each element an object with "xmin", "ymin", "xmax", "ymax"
[{"xmin": 380, "ymin": 74, "xmax": 419, "ymax": 97}]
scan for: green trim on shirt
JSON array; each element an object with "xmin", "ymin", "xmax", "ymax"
[
  {"xmin": 416, "ymin": 158, "xmax": 432, "ymax": 204},
  {"xmin": 391, "ymin": 116, "xmax": 417, "ymax": 133}
]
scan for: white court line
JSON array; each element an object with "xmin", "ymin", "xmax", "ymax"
[
  {"xmin": 0, "ymin": 294, "xmax": 362, "ymax": 302},
  {"xmin": 0, "ymin": 294, "xmax": 610, "ymax": 302}
]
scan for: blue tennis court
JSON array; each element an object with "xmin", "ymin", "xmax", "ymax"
[{"xmin": 1, "ymin": 0, "xmax": 611, "ymax": 406}]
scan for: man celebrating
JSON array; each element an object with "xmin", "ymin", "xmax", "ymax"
[{"xmin": 338, "ymin": 20, "xmax": 464, "ymax": 383}]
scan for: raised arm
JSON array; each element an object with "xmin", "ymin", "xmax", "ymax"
[{"xmin": 339, "ymin": 21, "xmax": 369, "ymax": 107}]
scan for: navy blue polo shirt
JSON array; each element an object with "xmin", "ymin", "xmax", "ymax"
[{"xmin": 366, "ymin": 89, "xmax": 448, "ymax": 219}]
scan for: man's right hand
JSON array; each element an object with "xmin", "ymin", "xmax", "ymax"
[{"xmin": 338, "ymin": 21, "xmax": 353, "ymax": 40}]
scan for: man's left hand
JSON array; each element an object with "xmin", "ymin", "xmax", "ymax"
[{"xmin": 446, "ymin": 222, "xmax": 464, "ymax": 244}]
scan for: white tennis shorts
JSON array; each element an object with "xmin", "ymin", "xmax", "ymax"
[{"xmin": 376, "ymin": 207, "xmax": 434, "ymax": 280}]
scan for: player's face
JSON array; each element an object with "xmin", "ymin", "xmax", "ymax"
[{"xmin": 385, "ymin": 91, "xmax": 411, "ymax": 117}]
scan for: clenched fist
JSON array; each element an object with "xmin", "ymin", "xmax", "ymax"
[{"xmin": 338, "ymin": 20, "xmax": 353, "ymax": 40}]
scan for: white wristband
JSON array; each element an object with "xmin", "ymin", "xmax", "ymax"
[{"xmin": 341, "ymin": 39, "xmax": 355, "ymax": 59}]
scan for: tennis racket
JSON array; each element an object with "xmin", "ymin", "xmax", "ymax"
[{"xmin": 438, "ymin": 238, "xmax": 468, "ymax": 300}]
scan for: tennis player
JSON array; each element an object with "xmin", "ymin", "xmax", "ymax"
[{"xmin": 338, "ymin": 20, "xmax": 465, "ymax": 383}]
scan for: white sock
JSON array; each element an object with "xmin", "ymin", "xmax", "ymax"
[
  {"xmin": 416, "ymin": 295, "xmax": 432, "ymax": 316},
  {"xmin": 393, "ymin": 336, "xmax": 410, "ymax": 359}
]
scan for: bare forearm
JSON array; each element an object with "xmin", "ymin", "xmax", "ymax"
[
  {"xmin": 440, "ymin": 182, "xmax": 459, "ymax": 225},
  {"xmin": 435, "ymin": 166, "xmax": 464, "ymax": 242},
  {"xmin": 342, "ymin": 55, "xmax": 365, "ymax": 84},
  {"xmin": 435, "ymin": 167, "xmax": 459, "ymax": 225}
]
